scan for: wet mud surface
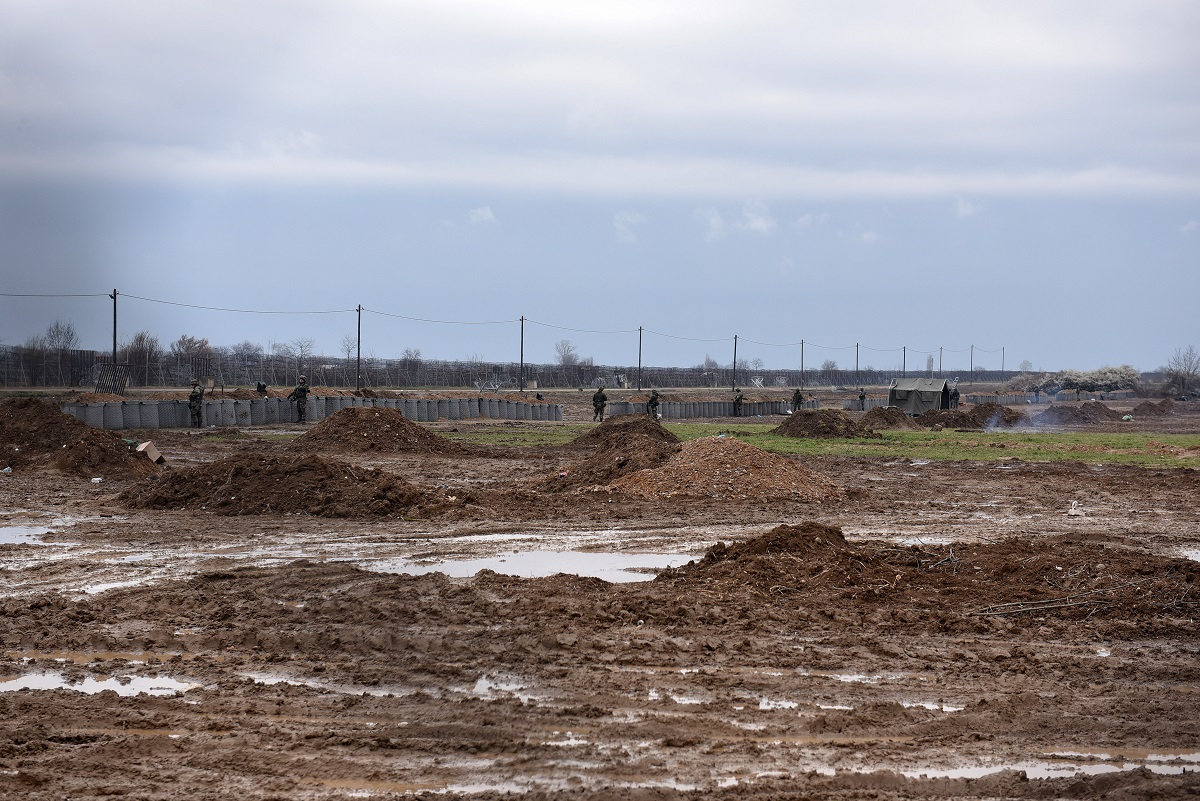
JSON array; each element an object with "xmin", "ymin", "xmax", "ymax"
[{"xmin": 1, "ymin": 394, "xmax": 1199, "ymax": 799}]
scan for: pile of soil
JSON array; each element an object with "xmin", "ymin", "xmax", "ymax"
[
  {"xmin": 860, "ymin": 406, "xmax": 920, "ymax": 430},
  {"xmin": 658, "ymin": 523, "xmax": 1200, "ymax": 627},
  {"xmin": 538, "ymin": 435, "xmax": 680, "ymax": 491},
  {"xmin": 772, "ymin": 409, "xmax": 880, "ymax": 439},
  {"xmin": 610, "ymin": 436, "xmax": 842, "ymax": 501},
  {"xmin": 1078, "ymin": 400, "xmax": 1125, "ymax": 422},
  {"xmin": 967, "ymin": 401, "xmax": 1025, "ymax": 428},
  {"xmin": 1134, "ymin": 399, "xmax": 1175, "ymax": 417},
  {"xmin": 570, "ymin": 414, "xmax": 681, "ymax": 447},
  {"xmin": 1031, "ymin": 401, "xmax": 1124, "ymax": 427},
  {"xmin": 121, "ymin": 453, "xmax": 460, "ymax": 517},
  {"xmin": 0, "ymin": 397, "xmax": 157, "ymax": 479},
  {"xmin": 291, "ymin": 407, "xmax": 468, "ymax": 454}
]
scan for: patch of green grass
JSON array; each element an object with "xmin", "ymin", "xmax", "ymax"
[
  {"xmin": 437, "ymin": 425, "xmax": 590, "ymax": 448},
  {"xmin": 672, "ymin": 424, "xmax": 1200, "ymax": 468}
]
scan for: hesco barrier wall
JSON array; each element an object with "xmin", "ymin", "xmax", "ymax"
[
  {"xmin": 60, "ymin": 396, "xmax": 563, "ymax": 430},
  {"xmin": 604, "ymin": 399, "xmax": 811, "ymax": 419}
]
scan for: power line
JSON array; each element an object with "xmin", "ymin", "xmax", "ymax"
[
  {"xmin": 526, "ymin": 317, "xmax": 638, "ymax": 335},
  {"xmin": 643, "ymin": 328, "xmax": 731, "ymax": 343},
  {"xmin": 123, "ymin": 293, "xmax": 354, "ymax": 315},
  {"xmin": 364, "ymin": 309, "xmax": 516, "ymax": 325},
  {"xmin": 0, "ymin": 292, "xmax": 109, "ymax": 298}
]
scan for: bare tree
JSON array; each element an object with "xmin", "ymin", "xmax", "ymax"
[
  {"xmin": 820, "ymin": 359, "xmax": 838, "ymax": 372},
  {"xmin": 1019, "ymin": 359, "xmax": 1034, "ymax": 373},
  {"xmin": 1164, "ymin": 345, "xmax": 1199, "ymax": 396},
  {"xmin": 292, "ymin": 337, "xmax": 315, "ymax": 381},
  {"xmin": 555, "ymin": 340, "xmax": 579, "ymax": 366},
  {"xmin": 169, "ymin": 334, "xmax": 212, "ymax": 359},
  {"xmin": 402, "ymin": 347, "xmax": 422, "ymax": 362},
  {"xmin": 120, "ymin": 330, "xmax": 163, "ymax": 386},
  {"xmin": 44, "ymin": 319, "xmax": 80, "ymax": 351}
]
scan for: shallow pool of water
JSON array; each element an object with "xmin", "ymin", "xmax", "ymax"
[
  {"xmin": 366, "ymin": 550, "xmax": 692, "ymax": 582},
  {"xmin": 0, "ymin": 671, "xmax": 197, "ymax": 696}
]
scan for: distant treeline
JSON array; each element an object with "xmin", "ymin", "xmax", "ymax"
[{"xmin": 0, "ymin": 343, "xmax": 1042, "ymax": 390}]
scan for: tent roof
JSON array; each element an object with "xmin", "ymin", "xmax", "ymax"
[{"xmin": 891, "ymin": 378, "xmax": 949, "ymax": 393}]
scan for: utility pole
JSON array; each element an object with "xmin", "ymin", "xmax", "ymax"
[
  {"xmin": 637, "ymin": 326, "xmax": 643, "ymax": 391},
  {"xmin": 519, "ymin": 316, "xmax": 525, "ymax": 392},
  {"xmin": 110, "ymin": 288, "xmax": 118, "ymax": 363},
  {"xmin": 731, "ymin": 335, "xmax": 738, "ymax": 391},
  {"xmin": 939, "ymin": 347, "xmax": 943, "ymax": 377},
  {"xmin": 855, "ymin": 342, "xmax": 860, "ymax": 385},
  {"xmin": 800, "ymin": 340, "xmax": 804, "ymax": 389},
  {"xmin": 902, "ymin": 346, "xmax": 906, "ymax": 378},
  {"xmin": 970, "ymin": 344, "xmax": 974, "ymax": 374},
  {"xmin": 1002, "ymin": 346, "xmax": 1005, "ymax": 373},
  {"xmin": 355, "ymin": 304, "xmax": 362, "ymax": 391}
]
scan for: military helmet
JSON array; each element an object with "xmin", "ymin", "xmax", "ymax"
[
  {"xmin": 191, "ymin": 379, "xmax": 198, "ymax": 385},
  {"xmin": 299, "ymin": 375, "xmax": 307, "ymax": 382}
]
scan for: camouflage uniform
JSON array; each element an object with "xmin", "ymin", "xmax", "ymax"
[
  {"xmin": 791, "ymin": 388, "xmax": 803, "ymax": 411},
  {"xmin": 188, "ymin": 381, "xmax": 204, "ymax": 428},
  {"xmin": 733, "ymin": 390, "xmax": 744, "ymax": 417},
  {"xmin": 858, "ymin": 388, "xmax": 866, "ymax": 411},
  {"xmin": 592, "ymin": 388, "xmax": 607, "ymax": 422},
  {"xmin": 647, "ymin": 390, "xmax": 660, "ymax": 418},
  {"xmin": 288, "ymin": 377, "xmax": 310, "ymax": 423}
]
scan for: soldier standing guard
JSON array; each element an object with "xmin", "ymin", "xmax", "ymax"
[
  {"xmin": 288, "ymin": 375, "xmax": 310, "ymax": 423},
  {"xmin": 188, "ymin": 379, "xmax": 204, "ymax": 428},
  {"xmin": 647, "ymin": 390, "xmax": 660, "ymax": 418},
  {"xmin": 791, "ymin": 388, "xmax": 804, "ymax": 412},
  {"xmin": 733, "ymin": 389, "xmax": 744, "ymax": 417},
  {"xmin": 592, "ymin": 387, "xmax": 607, "ymax": 422}
]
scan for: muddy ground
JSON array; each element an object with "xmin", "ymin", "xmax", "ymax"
[{"xmin": 1, "ymin": 389, "xmax": 1199, "ymax": 800}]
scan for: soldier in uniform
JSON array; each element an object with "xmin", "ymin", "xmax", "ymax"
[
  {"xmin": 188, "ymin": 379, "xmax": 204, "ymax": 428},
  {"xmin": 733, "ymin": 389, "xmax": 744, "ymax": 417},
  {"xmin": 592, "ymin": 387, "xmax": 607, "ymax": 422},
  {"xmin": 858, "ymin": 387, "xmax": 866, "ymax": 411},
  {"xmin": 791, "ymin": 388, "xmax": 804, "ymax": 412},
  {"xmin": 288, "ymin": 375, "xmax": 311, "ymax": 423},
  {"xmin": 647, "ymin": 390, "xmax": 660, "ymax": 418}
]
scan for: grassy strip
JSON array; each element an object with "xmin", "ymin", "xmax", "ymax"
[
  {"xmin": 275, "ymin": 420, "xmax": 1200, "ymax": 468},
  {"xmin": 669, "ymin": 423, "xmax": 1200, "ymax": 468}
]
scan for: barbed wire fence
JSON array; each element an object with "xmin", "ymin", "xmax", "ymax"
[{"xmin": 1, "ymin": 291, "xmax": 1016, "ymax": 390}]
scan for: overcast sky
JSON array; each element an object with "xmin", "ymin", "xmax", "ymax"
[{"xmin": 2, "ymin": 0, "xmax": 1197, "ymax": 374}]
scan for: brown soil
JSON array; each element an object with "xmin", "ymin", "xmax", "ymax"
[
  {"xmin": 2, "ymin": 389, "xmax": 1200, "ymax": 800},
  {"xmin": 119, "ymin": 452, "xmax": 461, "ymax": 517},
  {"xmin": 538, "ymin": 435, "xmax": 680, "ymax": 491},
  {"xmin": 0, "ymin": 398, "xmax": 157, "ymax": 479},
  {"xmin": 773, "ymin": 408, "xmax": 880, "ymax": 439},
  {"xmin": 70, "ymin": 392, "xmax": 125, "ymax": 403},
  {"xmin": 610, "ymin": 436, "xmax": 843, "ymax": 501},
  {"xmin": 569, "ymin": 412, "xmax": 681, "ymax": 446},
  {"xmin": 861, "ymin": 405, "xmax": 921, "ymax": 430},
  {"xmin": 291, "ymin": 406, "xmax": 470, "ymax": 455}
]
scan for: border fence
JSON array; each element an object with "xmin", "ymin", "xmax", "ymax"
[{"xmin": 1, "ymin": 344, "xmax": 1024, "ymax": 391}]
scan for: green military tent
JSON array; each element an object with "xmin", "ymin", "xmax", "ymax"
[{"xmin": 887, "ymin": 378, "xmax": 951, "ymax": 416}]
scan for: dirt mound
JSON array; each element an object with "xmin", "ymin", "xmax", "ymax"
[
  {"xmin": 291, "ymin": 407, "xmax": 468, "ymax": 454},
  {"xmin": 772, "ymin": 409, "xmax": 880, "ymax": 439},
  {"xmin": 860, "ymin": 406, "xmax": 920, "ymax": 430},
  {"xmin": 571, "ymin": 414, "xmax": 681, "ymax": 447},
  {"xmin": 539, "ymin": 435, "xmax": 680, "ymax": 491},
  {"xmin": 610, "ymin": 436, "xmax": 842, "ymax": 501},
  {"xmin": 0, "ymin": 397, "xmax": 157, "ymax": 479},
  {"xmin": 1079, "ymin": 400, "xmax": 1124, "ymax": 422},
  {"xmin": 917, "ymin": 408, "xmax": 980, "ymax": 429},
  {"xmin": 1134, "ymin": 399, "xmax": 1174, "ymax": 417},
  {"xmin": 966, "ymin": 401, "xmax": 1025, "ymax": 429},
  {"xmin": 121, "ymin": 453, "xmax": 460, "ymax": 517},
  {"xmin": 1031, "ymin": 401, "xmax": 1123, "ymax": 427}
]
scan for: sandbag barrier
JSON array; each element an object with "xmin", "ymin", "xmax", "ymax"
[{"xmin": 60, "ymin": 396, "xmax": 563, "ymax": 430}]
